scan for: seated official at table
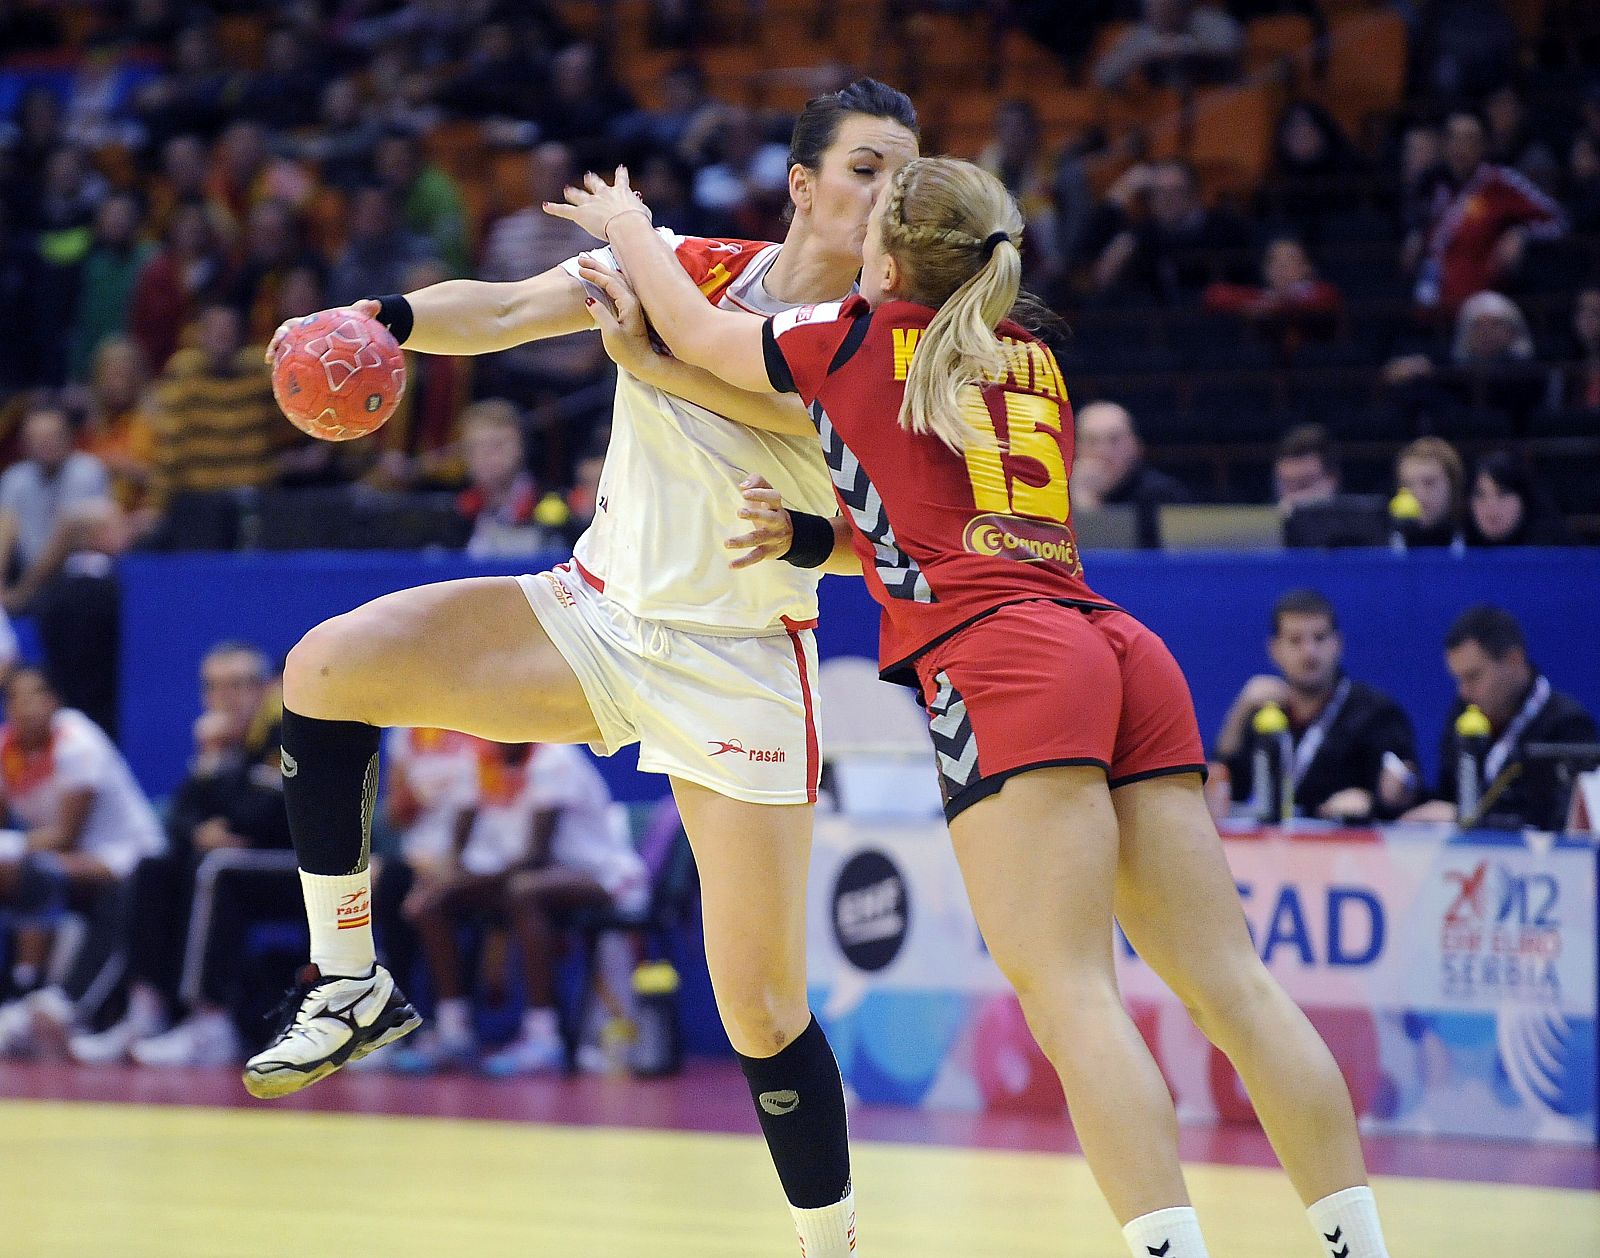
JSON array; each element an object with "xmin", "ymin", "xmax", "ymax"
[
  {"xmin": 1214, "ymin": 589, "xmax": 1420, "ymax": 821},
  {"xmin": 1404, "ymin": 605, "xmax": 1598, "ymax": 831}
]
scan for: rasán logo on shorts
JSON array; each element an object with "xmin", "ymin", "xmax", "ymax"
[
  {"xmin": 707, "ymin": 738, "xmax": 787, "ymax": 763},
  {"xmin": 963, "ymin": 513, "xmax": 1081, "ymax": 569}
]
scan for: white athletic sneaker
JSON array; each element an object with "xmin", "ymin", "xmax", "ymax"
[
  {"xmin": 480, "ymin": 1032, "xmax": 565, "ymax": 1078},
  {"xmin": 130, "ymin": 1010, "xmax": 241, "ymax": 1068},
  {"xmin": 241, "ymin": 963, "xmax": 421, "ymax": 1099}
]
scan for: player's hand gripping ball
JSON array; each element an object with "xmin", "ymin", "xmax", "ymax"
[{"xmin": 270, "ymin": 307, "xmax": 405, "ymax": 441}]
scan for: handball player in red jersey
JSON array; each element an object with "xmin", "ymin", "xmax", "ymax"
[{"xmin": 552, "ymin": 160, "xmax": 1396, "ymax": 1258}]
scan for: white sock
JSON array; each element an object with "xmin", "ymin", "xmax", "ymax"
[
  {"xmin": 1307, "ymin": 1186, "xmax": 1389, "ymax": 1258},
  {"xmin": 1122, "ymin": 1206, "xmax": 1208, "ymax": 1258},
  {"xmin": 522, "ymin": 1006, "xmax": 559, "ymax": 1043},
  {"xmin": 790, "ymin": 1184, "xmax": 856, "ymax": 1257},
  {"xmin": 435, "ymin": 997, "xmax": 472, "ymax": 1043},
  {"xmin": 298, "ymin": 869, "xmax": 375, "ymax": 977}
]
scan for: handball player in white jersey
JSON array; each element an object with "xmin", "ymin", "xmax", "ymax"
[{"xmin": 246, "ymin": 80, "xmax": 918, "ymax": 1258}]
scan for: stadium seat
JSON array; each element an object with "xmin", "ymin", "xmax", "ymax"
[
  {"xmin": 1244, "ymin": 14, "xmax": 1317, "ymax": 76},
  {"xmin": 1319, "ymin": 11, "xmax": 1408, "ymax": 138},
  {"xmin": 1188, "ymin": 84, "xmax": 1280, "ymax": 195}
]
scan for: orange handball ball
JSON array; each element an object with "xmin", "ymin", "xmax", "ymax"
[{"xmin": 271, "ymin": 308, "xmax": 406, "ymax": 441}]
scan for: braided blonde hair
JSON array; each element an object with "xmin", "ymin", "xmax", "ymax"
[{"xmin": 880, "ymin": 157, "xmax": 1024, "ymax": 452}]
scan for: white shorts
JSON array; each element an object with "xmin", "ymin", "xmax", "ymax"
[{"xmin": 517, "ymin": 563, "xmax": 821, "ymax": 806}]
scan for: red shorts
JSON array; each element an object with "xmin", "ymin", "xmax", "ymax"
[{"xmin": 913, "ymin": 601, "xmax": 1206, "ymax": 820}]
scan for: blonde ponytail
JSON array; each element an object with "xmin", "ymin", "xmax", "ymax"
[{"xmin": 881, "ymin": 158, "xmax": 1025, "ymax": 452}]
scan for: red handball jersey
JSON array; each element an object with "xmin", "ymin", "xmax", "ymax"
[{"xmin": 762, "ymin": 296, "xmax": 1117, "ymax": 683}]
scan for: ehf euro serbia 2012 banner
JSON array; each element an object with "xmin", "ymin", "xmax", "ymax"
[{"xmin": 806, "ymin": 817, "xmax": 1598, "ymax": 1145}]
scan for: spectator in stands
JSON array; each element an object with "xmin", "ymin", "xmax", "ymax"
[
  {"xmin": 373, "ymin": 128, "xmax": 470, "ymax": 276},
  {"xmin": 537, "ymin": 42, "xmax": 637, "ymax": 154},
  {"xmin": 610, "ymin": 61, "xmax": 723, "ymax": 167},
  {"xmin": 1412, "ymin": 0, "xmax": 1519, "ymax": 99},
  {"xmin": 978, "ymin": 100, "xmax": 1063, "ymax": 294},
  {"xmin": 454, "ymin": 400, "xmax": 548, "ymax": 558},
  {"xmin": 0, "ymin": 85, "xmax": 65, "ymax": 225},
  {"xmin": 1091, "ymin": 159, "xmax": 1253, "ymax": 303},
  {"xmin": 477, "ymin": 143, "xmax": 606, "ymax": 403},
  {"xmin": 1071, "ymin": 401, "xmax": 1191, "ymax": 549},
  {"xmin": 327, "ymin": 184, "xmax": 438, "ymax": 307},
  {"xmin": 230, "ymin": 198, "xmax": 325, "ymax": 346},
  {"xmin": 1213, "ymin": 590, "xmax": 1419, "ymax": 821},
  {"xmin": 692, "ymin": 108, "xmax": 792, "ymax": 242},
  {"xmin": 1466, "ymin": 449, "xmax": 1569, "ymax": 547},
  {"xmin": 1272, "ymin": 423, "xmax": 1339, "ymax": 514},
  {"xmin": 148, "ymin": 302, "xmax": 283, "ymax": 509},
  {"xmin": 1263, "ymin": 101, "xmax": 1363, "ymax": 240},
  {"xmin": 69, "ymin": 192, "xmax": 156, "ymax": 381},
  {"xmin": 144, "ymin": 133, "xmax": 213, "ymax": 238},
  {"xmin": 1404, "ymin": 606, "xmax": 1597, "ymax": 830},
  {"xmin": 637, "ymin": 151, "xmax": 725, "ymax": 240},
  {"xmin": 283, "ymin": 79, "xmax": 386, "ymax": 193},
  {"xmin": 70, "ymin": 643, "xmax": 296, "ymax": 1067},
  {"xmin": 29, "ymin": 147, "xmax": 107, "ymax": 386},
  {"xmin": 392, "ymin": 741, "xmax": 644, "ymax": 1075},
  {"xmin": 1408, "ymin": 110, "xmax": 1565, "ymax": 318},
  {"xmin": 0, "ymin": 404, "xmax": 109, "ymax": 607},
  {"xmin": 434, "ymin": 20, "xmax": 545, "ymax": 121},
  {"xmin": 1397, "ymin": 121, "xmax": 1446, "ymax": 238},
  {"xmin": 130, "ymin": 21, "xmax": 234, "ymax": 148},
  {"xmin": 205, "ymin": 121, "xmax": 313, "ymax": 233},
  {"xmin": 1482, "ymin": 83, "xmax": 1558, "ymax": 184},
  {"xmin": 1394, "ymin": 436, "xmax": 1467, "ymax": 551},
  {"xmin": 127, "ymin": 200, "xmax": 235, "ymax": 372},
  {"xmin": 0, "ymin": 668, "xmax": 164, "ymax": 1056},
  {"xmin": 1092, "ymin": 0, "xmax": 1243, "ymax": 90},
  {"xmin": 1202, "ymin": 237, "xmax": 1342, "ymax": 359},
  {"xmin": 25, "ymin": 497, "xmax": 129, "ymax": 738},
  {"xmin": 1552, "ymin": 286, "xmax": 1600, "ymax": 411},
  {"xmin": 1383, "ymin": 290, "xmax": 1546, "ymax": 432},
  {"xmin": 1564, "ymin": 131, "xmax": 1600, "ymax": 235},
  {"xmin": 79, "ymin": 337, "xmax": 158, "ymax": 515},
  {"xmin": 234, "ymin": 26, "xmax": 325, "ymax": 132}
]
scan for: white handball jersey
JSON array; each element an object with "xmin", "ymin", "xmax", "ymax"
[
  {"xmin": 0, "ymin": 708, "xmax": 164, "ymax": 877},
  {"xmin": 562, "ymin": 231, "xmax": 838, "ymax": 633},
  {"xmin": 383, "ymin": 728, "xmax": 483, "ymax": 864}
]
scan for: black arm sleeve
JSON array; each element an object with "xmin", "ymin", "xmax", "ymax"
[{"xmin": 762, "ymin": 319, "xmax": 797, "ymax": 394}]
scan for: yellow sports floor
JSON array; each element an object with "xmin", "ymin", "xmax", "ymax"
[{"xmin": 1, "ymin": 1100, "xmax": 1593, "ymax": 1256}]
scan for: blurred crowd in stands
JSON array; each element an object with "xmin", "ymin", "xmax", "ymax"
[{"xmin": 0, "ymin": 0, "xmax": 1594, "ymax": 561}]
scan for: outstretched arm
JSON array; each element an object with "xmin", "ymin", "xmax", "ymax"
[
  {"xmin": 267, "ymin": 266, "xmax": 594, "ymax": 362},
  {"xmin": 547, "ymin": 170, "xmax": 775, "ymax": 394}
]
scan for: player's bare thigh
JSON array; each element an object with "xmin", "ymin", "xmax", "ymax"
[{"xmin": 284, "ymin": 576, "xmax": 603, "ymax": 746}]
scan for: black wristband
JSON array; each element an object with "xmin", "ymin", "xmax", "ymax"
[
  {"xmin": 369, "ymin": 294, "xmax": 414, "ymax": 346},
  {"xmin": 781, "ymin": 510, "xmax": 835, "ymax": 569}
]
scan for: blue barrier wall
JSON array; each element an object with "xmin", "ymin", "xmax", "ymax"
[{"xmin": 120, "ymin": 549, "xmax": 1600, "ymax": 801}]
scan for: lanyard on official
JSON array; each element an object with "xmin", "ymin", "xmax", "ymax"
[
  {"xmin": 1482, "ymin": 675, "xmax": 1551, "ymax": 785},
  {"xmin": 1291, "ymin": 677, "xmax": 1352, "ymax": 790}
]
